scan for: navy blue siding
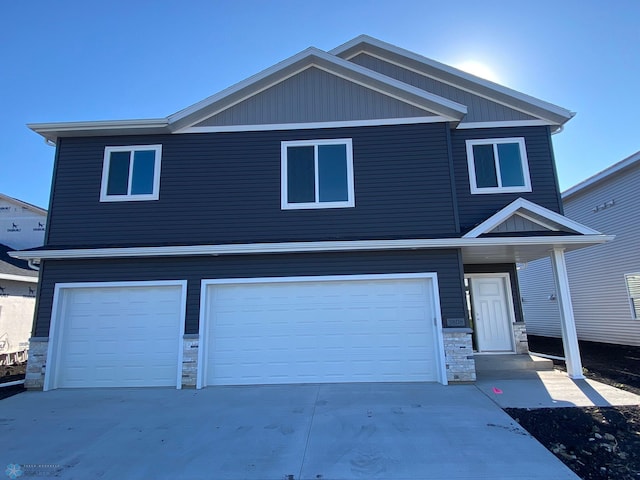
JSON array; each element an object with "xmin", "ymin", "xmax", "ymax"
[
  {"xmin": 47, "ymin": 123, "xmax": 457, "ymax": 247},
  {"xmin": 451, "ymin": 126, "xmax": 562, "ymax": 233},
  {"xmin": 34, "ymin": 249, "xmax": 467, "ymax": 336}
]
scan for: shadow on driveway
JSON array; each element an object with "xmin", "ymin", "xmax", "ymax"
[{"xmin": 1, "ymin": 383, "xmax": 579, "ymax": 479}]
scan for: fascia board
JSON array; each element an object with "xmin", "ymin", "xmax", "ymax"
[
  {"xmin": 332, "ymin": 35, "xmax": 574, "ymax": 125},
  {"xmin": 562, "ymin": 150, "xmax": 640, "ymax": 200},
  {"xmin": 168, "ymin": 47, "xmax": 467, "ymax": 130},
  {"xmin": 28, "ymin": 119, "xmax": 170, "ymax": 143},
  {"xmin": 8, "ymin": 235, "xmax": 613, "ymax": 260}
]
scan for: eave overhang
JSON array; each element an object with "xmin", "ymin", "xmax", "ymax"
[
  {"xmin": 28, "ymin": 118, "xmax": 171, "ymax": 144},
  {"xmin": 29, "ymin": 46, "xmax": 468, "ymax": 144},
  {"xmin": 9, "ymin": 235, "xmax": 613, "ymax": 264}
]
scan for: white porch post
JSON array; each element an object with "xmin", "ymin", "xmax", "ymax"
[{"xmin": 549, "ymin": 247, "xmax": 584, "ymax": 379}]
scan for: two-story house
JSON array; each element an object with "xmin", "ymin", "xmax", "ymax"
[
  {"xmin": 13, "ymin": 36, "xmax": 611, "ymax": 391},
  {"xmin": 0, "ymin": 193, "xmax": 46, "ymax": 366}
]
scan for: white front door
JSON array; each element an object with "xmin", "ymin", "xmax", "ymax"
[{"xmin": 468, "ymin": 275, "xmax": 515, "ymax": 352}]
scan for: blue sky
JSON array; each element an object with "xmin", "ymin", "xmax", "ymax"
[{"xmin": 1, "ymin": 0, "xmax": 638, "ymax": 209}]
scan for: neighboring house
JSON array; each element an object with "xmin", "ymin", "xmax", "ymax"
[
  {"xmin": 519, "ymin": 151, "xmax": 640, "ymax": 347},
  {"xmin": 13, "ymin": 35, "xmax": 611, "ymax": 391},
  {"xmin": 0, "ymin": 194, "xmax": 47, "ymax": 365}
]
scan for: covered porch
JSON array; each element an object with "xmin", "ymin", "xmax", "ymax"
[{"xmin": 458, "ymin": 198, "xmax": 614, "ymax": 379}]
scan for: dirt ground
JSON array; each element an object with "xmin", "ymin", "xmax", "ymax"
[{"xmin": 509, "ymin": 336, "xmax": 640, "ymax": 480}]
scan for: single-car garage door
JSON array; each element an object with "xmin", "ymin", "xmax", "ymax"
[
  {"xmin": 201, "ymin": 275, "xmax": 443, "ymax": 386},
  {"xmin": 48, "ymin": 282, "xmax": 185, "ymax": 389}
]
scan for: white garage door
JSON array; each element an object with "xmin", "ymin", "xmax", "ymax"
[
  {"xmin": 51, "ymin": 284, "xmax": 184, "ymax": 389},
  {"xmin": 202, "ymin": 276, "xmax": 440, "ymax": 386}
]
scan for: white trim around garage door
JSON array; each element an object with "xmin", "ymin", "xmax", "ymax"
[
  {"xmin": 45, "ymin": 280, "xmax": 188, "ymax": 391},
  {"xmin": 197, "ymin": 272, "xmax": 448, "ymax": 388}
]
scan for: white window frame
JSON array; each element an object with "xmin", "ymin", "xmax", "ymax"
[
  {"xmin": 466, "ymin": 137, "xmax": 532, "ymax": 194},
  {"xmin": 281, "ymin": 138, "xmax": 355, "ymax": 210},
  {"xmin": 624, "ymin": 273, "xmax": 640, "ymax": 320},
  {"xmin": 100, "ymin": 145, "xmax": 162, "ymax": 202}
]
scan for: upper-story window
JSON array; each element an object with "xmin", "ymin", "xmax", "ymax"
[
  {"xmin": 100, "ymin": 145, "xmax": 162, "ymax": 202},
  {"xmin": 466, "ymin": 137, "xmax": 531, "ymax": 194},
  {"xmin": 625, "ymin": 273, "xmax": 640, "ymax": 320},
  {"xmin": 281, "ymin": 139, "xmax": 354, "ymax": 209}
]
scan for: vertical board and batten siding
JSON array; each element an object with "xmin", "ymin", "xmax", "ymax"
[
  {"xmin": 195, "ymin": 67, "xmax": 432, "ymax": 127},
  {"xmin": 46, "ymin": 123, "xmax": 456, "ymax": 248},
  {"xmin": 519, "ymin": 163, "xmax": 640, "ymax": 346},
  {"xmin": 348, "ymin": 53, "xmax": 536, "ymax": 123},
  {"xmin": 33, "ymin": 249, "xmax": 468, "ymax": 337},
  {"xmin": 490, "ymin": 215, "xmax": 550, "ymax": 234},
  {"xmin": 450, "ymin": 126, "xmax": 563, "ymax": 233}
]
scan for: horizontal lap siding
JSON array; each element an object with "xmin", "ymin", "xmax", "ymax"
[
  {"xmin": 34, "ymin": 249, "xmax": 467, "ymax": 336},
  {"xmin": 518, "ymin": 257, "xmax": 562, "ymax": 337},
  {"xmin": 561, "ymin": 166, "xmax": 640, "ymax": 345},
  {"xmin": 47, "ymin": 123, "xmax": 456, "ymax": 247},
  {"xmin": 451, "ymin": 126, "xmax": 562, "ymax": 233},
  {"xmin": 519, "ymin": 164, "xmax": 640, "ymax": 346}
]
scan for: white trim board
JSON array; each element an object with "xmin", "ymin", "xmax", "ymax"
[
  {"xmin": 176, "ymin": 116, "xmax": 446, "ymax": 134},
  {"xmin": 456, "ymin": 120, "xmax": 552, "ymax": 129},
  {"xmin": 197, "ymin": 272, "xmax": 448, "ymax": 388},
  {"xmin": 44, "ymin": 280, "xmax": 188, "ymax": 391},
  {"xmin": 9, "ymin": 234, "xmax": 613, "ymax": 261}
]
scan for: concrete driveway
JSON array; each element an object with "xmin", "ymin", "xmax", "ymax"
[{"xmin": 1, "ymin": 383, "xmax": 578, "ymax": 480}]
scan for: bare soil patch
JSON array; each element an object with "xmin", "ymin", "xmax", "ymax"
[{"xmin": 508, "ymin": 336, "xmax": 640, "ymax": 480}]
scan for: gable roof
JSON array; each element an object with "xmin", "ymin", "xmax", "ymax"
[
  {"xmin": 0, "ymin": 193, "xmax": 47, "ymax": 216},
  {"xmin": 169, "ymin": 47, "xmax": 467, "ymax": 131},
  {"xmin": 0, "ymin": 243, "xmax": 38, "ymax": 282},
  {"xmin": 331, "ymin": 35, "xmax": 574, "ymax": 129},
  {"xmin": 28, "ymin": 35, "xmax": 573, "ymax": 143},
  {"xmin": 562, "ymin": 150, "xmax": 640, "ymax": 200},
  {"xmin": 463, "ymin": 198, "xmax": 601, "ymax": 238}
]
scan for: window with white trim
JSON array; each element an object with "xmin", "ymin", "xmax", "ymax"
[
  {"xmin": 466, "ymin": 137, "xmax": 532, "ymax": 194},
  {"xmin": 625, "ymin": 273, "xmax": 640, "ymax": 319},
  {"xmin": 281, "ymin": 139, "xmax": 354, "ymax": 209},
  {"xmin": 100, "ymin": 145, "xmax": 162, "ymax": 202}
]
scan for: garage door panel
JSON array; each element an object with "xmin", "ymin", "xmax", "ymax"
[
  {"xmin": 54, "ymin": 285, "xmax": 182, "ymax": 388},
  {"xmin": 204, "ymin": 277, "xmax": 438, "ymax": 386}
]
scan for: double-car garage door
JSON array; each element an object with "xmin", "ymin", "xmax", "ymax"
[{"xmin": 48, "ymin": 275, "xmax": 443, "ymax": 389}]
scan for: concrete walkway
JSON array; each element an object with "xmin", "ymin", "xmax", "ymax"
[
  {"xmin": 0, "ymin": 383, "xmax": 581, "ymax": 480},
  {"xmin": 476, "ymin": 369, "xmax": 640, "ymax": 409}
]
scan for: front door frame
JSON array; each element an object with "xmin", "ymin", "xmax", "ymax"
[{"xmin": 465, "ymin": 273, "xmax": 517, "ymax": 353}]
